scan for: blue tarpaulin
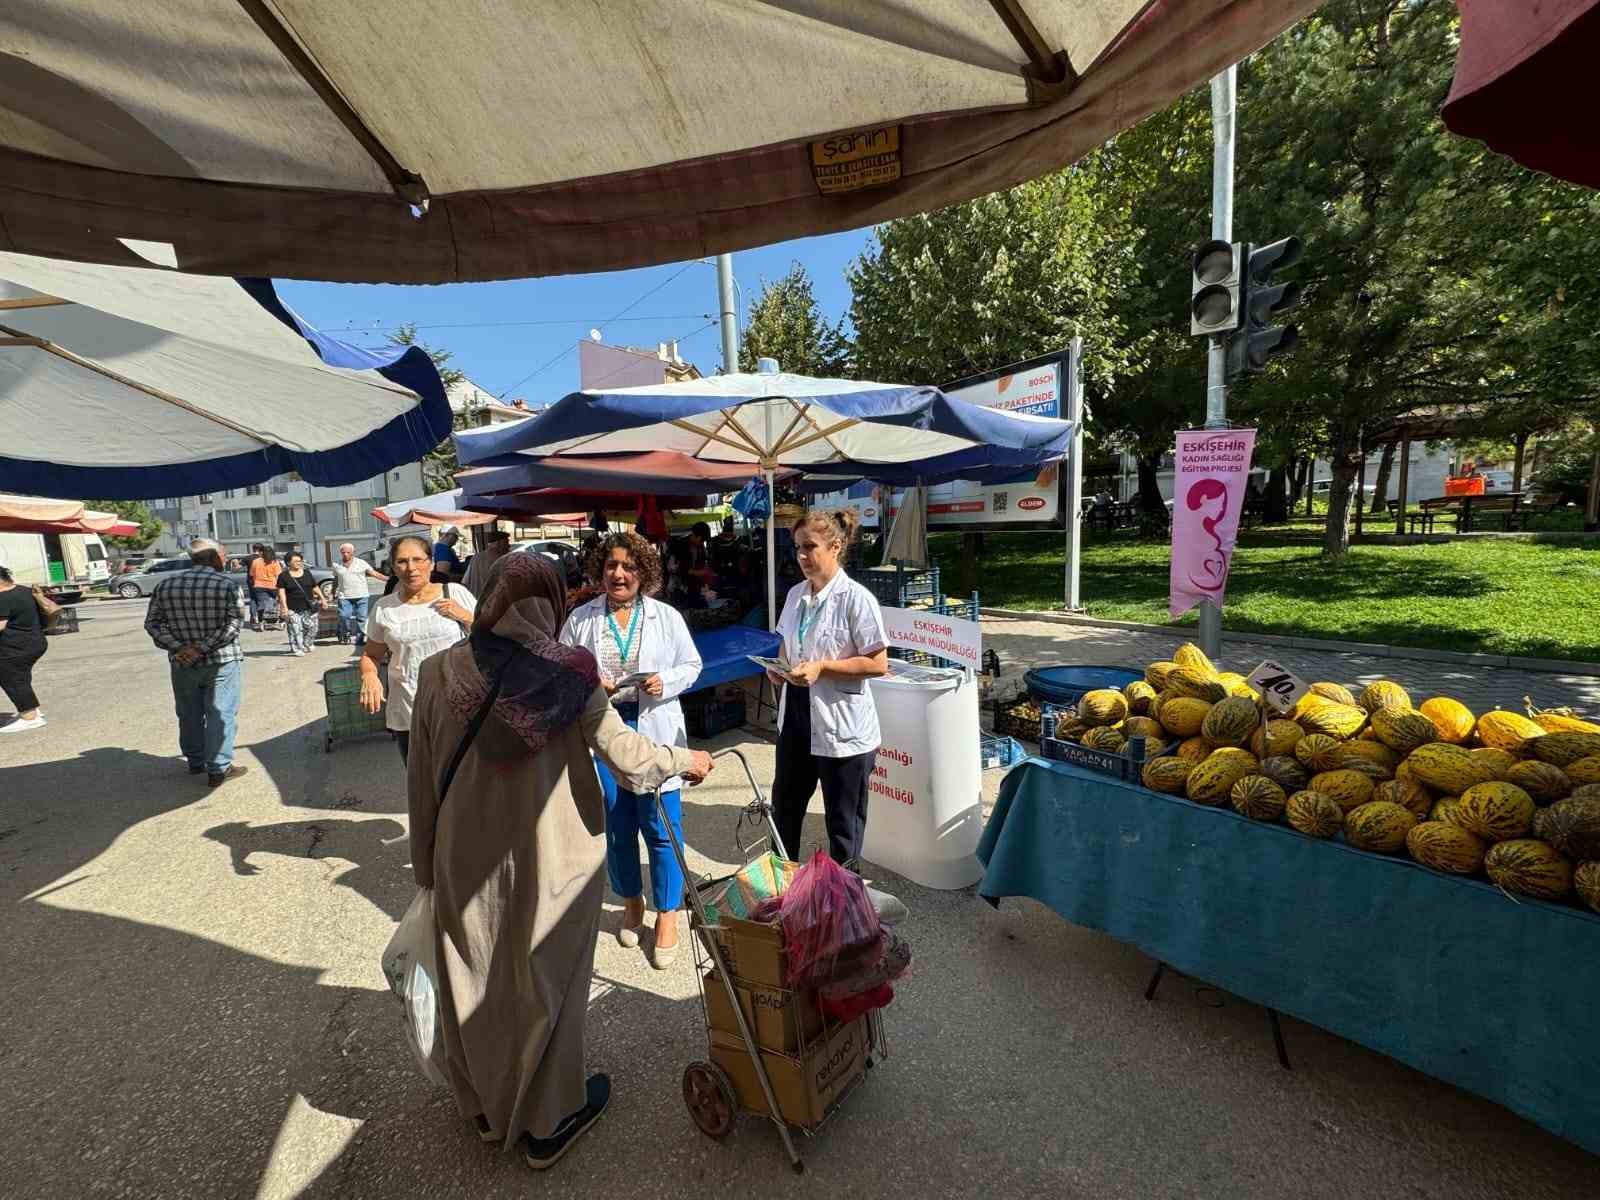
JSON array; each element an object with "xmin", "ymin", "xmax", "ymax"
[{"xmin": 978, "ymin": 758, "xmax": 1600, "ymax": 1157}]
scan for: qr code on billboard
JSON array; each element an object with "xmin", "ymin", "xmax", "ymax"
[{"xmin": 993, "ymin": 491, "xmax": 1008, "ymax": 512}]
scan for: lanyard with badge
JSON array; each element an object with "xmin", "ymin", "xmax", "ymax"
[
  {"xmin": 606, "ymin": 601, "xmax": 643, "ymax": 668},
  {"xmin": 794, "ymin": 594, "xmax": 823, "ymax": 655}
]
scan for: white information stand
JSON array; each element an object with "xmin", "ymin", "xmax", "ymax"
[{"xmin": 861, "ymin": 660, "xmax": 984, "ymax": 889}]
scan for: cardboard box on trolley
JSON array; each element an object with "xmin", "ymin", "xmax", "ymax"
[
  {"xmin": 709, "ymin": 1015, "xmax": 870, "ymax": 1128},
  {"xmin": 702, "ymin": 970, "xmax": 825, "ymax": 1055}
]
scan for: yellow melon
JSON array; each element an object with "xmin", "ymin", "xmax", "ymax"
[
  {"xmin": 1407, "ymin": 743, "xmax": 1498, "ymax": 794},
  {"xmin": 1123, "ymin": 680, "xmax": 1159, "ymax": 716},
  {"xmin": 1122, "ymin": 716, "xmax": 1166, "ymax": 743},
  {"xmin": 1176, "ymin": 736, "xmax": 1211, "ymax": 764},
  {"xmin": 1524, "ymin": 701, "xmax": 1600, "ymax": 735},
  {"xmin": 1405, "ymin": 822, "xmax": 1486, "ymax": 875},
  {"xmin": 1505, "ymin": 760, "xmax": 1573, "ymax": 805},
  {"xmin": 1145, "ymin": 661, "xmax": 1178, "ymax": 691},
  {"xmin": 1475, "ymin": 710, "xmax": 1545, "ymax": 752},
  {"xmin": 1285, "ymin": 790, "xmax": 1344, "ymax": 839},
  {"xmin": 1369, "ymin": 708, "xmax": 1440, "ymax": 754},
  {"xmin": 1167, "ymin": 668, "xmax": 1228, "ymax": 704},
  {"xmin": 1141, "ymin": 757, "xmax": 1195, "ymax": 795},
  {"xmin": 1202, "ymin": 696, "xmax": 1260, "ymax": 748},
  {"xmin": 1336, "ymin": 740, "xmax": 1400, "ymax": 778},
  {"xmin": 1575, "ymin": 862, "xmax": 1600, "ymax": 914},
  {"xmin": 1310, "ymin": 769, "xmax": 1376, "ymax": 814},
  {"xmin": 1469, "ymin": 746, "xmax": 1520, "ymax": 781},
  {"xmin": 1344, "ymin": 801, "xmax": 1416, "ymax": 854},
  {"xmin": 1186, "ymin": 748, "xmax": 1260, "ymax": 807},
  {"xmin": 1454, "ymin": 782, "xmax": 1536, "ymax": 842},
  {"xmin": 1158, "ymin": 698, "xmax": 1212, "ymax": 739},
  {"xmin": 1294, "ymin": 734, "xmax": 1345, "ymax": 773},
  {"xmin": 1250, "ymin": 719, "xmax": 1305, "ymax": 760},
  {"xmin": 1258, "ymin": 755, "xmax": 1311, "ymax": 794},
  {"xmin": 1172, "ymin": 642, "xmax": 1219, "ymax": 679},
  {"xmin": 1419, "ymin": 696, "xmax": 1475, "ymax": 744},
  {"xmin": 1566, "ymin": 755, "xmax": 1600, "ymax": 787},
  {"xmin": 1079, "ymin": 689, "xmax": 1130, "ymax": 728},
  {"xmin": 1231, "ymin": 775, "xmax": 1288, "ymax": 822},
  {"xmin": 1358, "ymin": 680, "xmax": 1412, "ymax": 714},
  {"xmin": 1299, "ymin": 702, "xmax": 1367, "ymax": 741},
  {"xmin": 1374, "ymin": 778, "xmax": 1432, "ymax": 821},
  {"xmin": 1484, "ymin": 839, "xmax": 1572, "ymax": 901},
  {"xmin": 1530, "ymin": 732, "xmax": 1600, "ymax": 768},
  {"xmin": 1310, "ymin": 681, "xmax": 1357, "ymax": 707}
]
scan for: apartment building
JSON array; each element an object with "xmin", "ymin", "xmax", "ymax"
[{"xmin": 207, "ymin": 464, "xmax": 424, "ymax": 567}]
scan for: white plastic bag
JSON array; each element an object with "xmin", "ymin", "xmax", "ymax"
[{"xmin": 381, "ymin": 888, "xmax": 449, "ymax": 1087}]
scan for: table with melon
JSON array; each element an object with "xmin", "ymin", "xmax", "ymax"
[{"xmin": 1046, "ymin": 642, "xmax": 1600, "ymax": 914}]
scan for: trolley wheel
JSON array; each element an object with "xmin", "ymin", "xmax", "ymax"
[
  {"xmin": 324, "ymin": 734, "xmax": 333, "ymax": 753},
  {"xmin": 682, "ymin": 1061, "xmax": 736, "ymax": 1139}
]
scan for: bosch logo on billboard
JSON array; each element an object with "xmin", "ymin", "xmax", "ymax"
[{"xmin": 1017, "ymin": 497, "xmax": 1046, "ymax": 511}]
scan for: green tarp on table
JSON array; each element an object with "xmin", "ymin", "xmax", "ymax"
[{"xmin": 977, "ymin": 758, "xmax": 1600, "ymax": 1157}]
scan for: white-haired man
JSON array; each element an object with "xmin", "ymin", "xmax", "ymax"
[
  {"xmin": 330, "ymin": 542, "xmax": 387, "ymax": 647},
  {"xmin": 144, "ymin": 538, "xmax": 247, "ymax": 787}
]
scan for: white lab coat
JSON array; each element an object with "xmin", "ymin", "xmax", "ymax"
[
  {"xmin": 560, "ymin": 594, "xmax": 702, "ymax": 790},
  {"xmin": 775, "ymin": 570, "xmax": 889, "ymax": 757}
]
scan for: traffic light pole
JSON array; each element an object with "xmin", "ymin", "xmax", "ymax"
[{"xmin": 1199, "ymin": 64, "xmax": 1237, "ymax": 660}]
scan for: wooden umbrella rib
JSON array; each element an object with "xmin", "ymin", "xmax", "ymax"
[
  {"xmin": 0, "ymin": 323, "xmax": 272, "ymax": 445},
  {"xmin": 0, "ymin": 296, "xmax": 71, "ymax": 311},
  {"xmin": 777, "ymin": 406, "xmax": 859, "ymax": 460},
  {"xmin": 716, "ymin": 408, "xmax": 772, "ymax": 458},
  {"xmin": 668, "ymin": 417, "xmax": 758, "ymax": 460}
]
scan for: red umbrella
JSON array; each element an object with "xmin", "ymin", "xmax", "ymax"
[{"xmin": 1442, "ymin": 0, "xmax": 1600, "ymax": 189}]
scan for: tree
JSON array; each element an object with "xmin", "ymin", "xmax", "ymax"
[
  {"xmin": 737, "ymin": 264, "xmax": 850, "ymax": 376},
  {"xmin": 88, "ymin": 499, "xmax": 162, "ymax": 550},
  {"xmin": 387, "ymin": 324, "xmax": 472, "ymax": 494}
]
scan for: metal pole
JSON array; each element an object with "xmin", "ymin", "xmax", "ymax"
[
  {"xmin": 765, "ymin": 467, "xmax": 777, "ymax": 631},
  {"xmin": 1063, "ymin": 337, "xmax": 1084, "ymax": 610},
  {"xmin": 1198, "ymin": 64, "xmax": 1236, "ymax": 660},
  {"xmin": 716, "ymin": 253, "xmax": 739, "ymax": 374}
]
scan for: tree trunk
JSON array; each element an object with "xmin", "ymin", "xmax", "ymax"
[
  {"xmin": 1263, "ymin": 464, "xmax": 1289, "ymax": 524},
  {"xmin": 1586, "ymin": 450, "xmax": 1600, "ymax": 533},
  {"xmin": 1304, "ymin": 458, "xmax": 1316, "ymax": 516},
  {"xmin": 1322, "ymin": 428, "xmax": 1362, "ymax": 557},
  {"xmin": 1136, "ymin": 454, "xmax": 1167, "ymax": 520},
  {"xmin": 960, "ymin": 531, "xmax": 980, "ymax": 594},
  {"xmin": 1511, "ymin": 430, "xmax": 1529, "ymax": 493},
  {"xmin": 1286, "ymin": 455, "xmax": 1304, "ymax": 510},
  {"xmin": 1369, "ymin": 440, "xmax": 1397, "ymax": 513}
]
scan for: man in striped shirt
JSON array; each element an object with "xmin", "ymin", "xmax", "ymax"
[{"xmin": 145, "ymin": 538, "xmax": 248, "ymax": 787}]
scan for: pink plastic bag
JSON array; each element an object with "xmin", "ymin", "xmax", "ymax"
[{"xmin": 778, "ymin": 851, "xmax": 882, "ymax": 990}]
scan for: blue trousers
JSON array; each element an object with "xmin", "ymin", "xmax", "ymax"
[
  {"xmin": 338, "ymin": 595, "xmax": 369, "ymax": 643},
  {"xmin": 170, "ymin": 658, "xmax": 241, "ymax": 774},
  {"xmin": 594, "ymin": 715, "xmax": 684, "ymax": 910}
]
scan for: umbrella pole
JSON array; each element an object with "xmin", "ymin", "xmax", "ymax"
[{"xmin": 765, "ymin": 467, "xmax": 777, "ymax": 632}]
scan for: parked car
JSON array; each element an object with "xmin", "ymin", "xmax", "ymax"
[
  {"xmin": 113, "ymin": 557, "xmax": 334, "ymax": 600},
  {"xmin": 510, "ymin": 539, "xmax": 586, "ymax": 587}
]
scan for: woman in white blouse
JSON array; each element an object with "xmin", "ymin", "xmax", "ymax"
[
  {"xmin": 358, "ymin": 535, "xmax": 475, "ymax": 763},
  {"xmin": 768, "ymin": 508, "xmax": 889, "ymax": 865},
  {"xmin": 561, "ymin": 532, "xmax": 702, "ymax": 967}
]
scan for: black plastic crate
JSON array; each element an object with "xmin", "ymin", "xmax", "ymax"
[
  {"xmin": 682, "ymin": 691, "xmax": 746, "ymax": 738},
  {"xmin": 860, "ymin": 563, "xmax": 941, "ymax": 607}
]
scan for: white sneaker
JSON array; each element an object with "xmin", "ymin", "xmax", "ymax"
[{"xmin": 1, "ymin": 716, "xmax": 46, "ymax": 734}]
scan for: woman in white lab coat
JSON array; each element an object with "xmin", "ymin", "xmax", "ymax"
[{"xmin": 561, "ymin": 532, "xmax": 702, "ymax": 968}]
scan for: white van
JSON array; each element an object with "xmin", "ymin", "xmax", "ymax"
[{"xmin": 0, "ymin": 531, "xmax": 110, "ymax": 588}]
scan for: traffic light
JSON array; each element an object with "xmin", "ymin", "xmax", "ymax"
[
  {"xmin": 1227, "ymin": 236, "xmax": 1303, "ymax": 376},
  {"xmin": 1190, "ymin": 239, "xmax": 1242, "ymax": 335}
]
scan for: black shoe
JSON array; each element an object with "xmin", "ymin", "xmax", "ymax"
[
  {"xmin": 187, "ymin": 764, "xmax": 205, "ymax": 775},
  {"xmin": 207, "ymin": 764, "xmax": 249, "ymax": 788},
  {"xmin": 521, "ymin": 1075, "xmax": 610, "ymax": 1170}
]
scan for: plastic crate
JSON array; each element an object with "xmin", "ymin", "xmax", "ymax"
[
  {"xmin": 322, "ymin": 665, "xmax": 388, "ymax": 752},
  {"xmin": 1040, "ymin": 731, "xmax": 1172, "ymax": 781},
  {"xmin": 860, "ymin": 563, "xmax": 941, "ymax": 608},
  {"xmin": 682, "ymin": 691, "xmax": 746, "ymax": 738},
  {"xmin": 980, "ymin": 732, "xmax": 1026, "ymax": 771}
]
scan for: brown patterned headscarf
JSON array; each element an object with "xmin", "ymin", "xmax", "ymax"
[{"xmin": 444, "ymin": 551, "xmax": 599, "ymax": 754}]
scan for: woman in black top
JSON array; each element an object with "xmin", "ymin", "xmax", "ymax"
[
  {"xmin": 276, "ymin": 552, "xmax": 327, "ymax": 656},
  {"xmin": 0, "ymin": 565, "xmax": 48, "ymax": 733}
]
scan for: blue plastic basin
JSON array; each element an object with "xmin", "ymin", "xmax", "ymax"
[{"xmin": 1023, "ymin": 665, "xmax": 1145, "ymax": 705}]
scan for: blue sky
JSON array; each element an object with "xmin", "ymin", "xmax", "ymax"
[{"xmin": 276, "ymin": 227, "xmax": 875, "ymax": 401}]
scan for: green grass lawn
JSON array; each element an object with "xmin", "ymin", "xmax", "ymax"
[{"xmin": 930, "ymin": 530, "xmax": 1600, "ymax": 663}]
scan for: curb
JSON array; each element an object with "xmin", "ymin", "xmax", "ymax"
[{"xmin": 979, "ymin": 608, "xmax": 1600, "ymax": 680}]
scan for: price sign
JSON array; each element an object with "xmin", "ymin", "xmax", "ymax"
[{"xmin": 1247, "ymin": 660, "xmax": 1310, "ymax": 716}]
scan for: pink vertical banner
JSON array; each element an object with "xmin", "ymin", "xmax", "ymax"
[{"xmin": 1170, "ymin": 428, "xmax": 1257, "ymax": 619}]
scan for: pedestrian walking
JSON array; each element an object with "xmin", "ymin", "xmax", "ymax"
[
  {"xmin": 431, "ymin": 527, "xmax": 465, "ymax": 583},
  {"xmin": 0, "ymin": 565, "xmax": 48, "ymax": 734},
  {"xmin": 461, "ymin": 528, "xmax": 511, "ymax": 603},
  {"xmin": 248, "ymin": 546, "xmax": 282, "ymax": 631},
  {"xmin": 357, "ymin": 535, "xmax": 474, "ymax": 763},
  {"xmin": 144, "ymin": 538, "xmax": 247, "ymax": 787},
  {"xmin": 330, "ymin": 542, "xmax": 385, "ymax": 646},
  {"xmin": 405, "ymin": 550, "xmax": 712, "ymax": 1168},
  {"xmin": 277, "ymin": 552, "xmax": 326, "ymax": 655}
]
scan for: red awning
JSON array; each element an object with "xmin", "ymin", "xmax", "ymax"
[
  {"xmin": 0, "ymin": 493, "xmax": 131, "ymax": 535},
  {"xmin": 1442, "ymin": 0, "xmax": 1600, "ymax": 189}
]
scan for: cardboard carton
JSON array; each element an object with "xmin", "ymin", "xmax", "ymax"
[
  {"xmin": 709, "ymin": 1015, "xmax": 869, "ymax": 1128},
  {"xmin": 706, "ymin": 913, "xmax": 787, "ymax": 989},
  {"xmin": 702, "ymin": 970, "xmax": 825, "ymax": 1055}
]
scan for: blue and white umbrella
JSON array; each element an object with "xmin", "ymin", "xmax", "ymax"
[{"xmin": 454, "ymin": 363, "xmax": 1072, "ymax": 624}]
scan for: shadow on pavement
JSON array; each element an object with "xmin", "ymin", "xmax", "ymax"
[{"xmin": 203, "ymin": 817, "xmax": 413, "ymax": 923}]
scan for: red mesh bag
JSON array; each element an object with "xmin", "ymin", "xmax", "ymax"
[{"xmin": 778, "ymin": 851, "xmax": 882, "ymax": 990}]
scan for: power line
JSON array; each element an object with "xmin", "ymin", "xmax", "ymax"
[{"xmin": 333, "ymin": 312, "xmax": 713, "ymax": 334}]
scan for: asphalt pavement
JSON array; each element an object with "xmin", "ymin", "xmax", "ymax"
[{"xmin": 2, "ymin": 600, "xmax": 1597, "ymax": 1198}]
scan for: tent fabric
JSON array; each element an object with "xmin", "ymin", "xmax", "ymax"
[
  {"xmin": 0, "ymin": 2, "xmax": 1320, "ymax": 283},
  {"xmin": 457, "ymin": 450, "xmax": 797, "ymax": 499},
  {"xmin": 372, "ymin": 489, "xmax": 498, "ymax": 529},
  {"xmin": 0, "ymin": 252, "xmax": 451, "ymax": 499},
  {"xmin": 0, "ymin": 493, "xmax": 135, "ymax": 535},
  {"xmin": 881, "ymin": 486, "xmax": 929, "ymax": 567},
  {"xmin": 454, "ymin": 373, "xmax": 1073, "ymax": 470},
  {"xmin": 1441, "ymin": 0, "xmax": 1600, "ymax": 190}
]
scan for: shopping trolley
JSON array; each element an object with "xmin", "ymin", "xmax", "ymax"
[{"xmin": 657, "ymin": 748, "xmax": 887, "ymax": 1174}]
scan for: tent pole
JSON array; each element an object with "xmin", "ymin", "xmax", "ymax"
[{"xmin": 765, "ymin": 467, "xmax": 777, "ymax": 632}]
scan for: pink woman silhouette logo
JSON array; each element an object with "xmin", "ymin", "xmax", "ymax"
[{"xmin": 1185, "ymin": 477, "xmax": 1230, "ymax": 592}]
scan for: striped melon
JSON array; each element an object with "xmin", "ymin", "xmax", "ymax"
[
  {"xmin": 1176, "ymin": 736, "xmax": 1211, "ymax": 764},
  {"xmin": 1294, "ymin": 734, "xmax": 1345, "ymax": 773},
  {"xmin": 1202, "ymin": 697, "xmax": 1260, "ymax": 748},
  {"xmin": 1231, "ymin": 775, "xmax": 1288, "ymax": 822},
  {"xmin": 1145, "ymin": 660, "xmax": 1178, "ymax": 690},
  {"xmin": 1419, "ymin": 696, "xmax": 1475, "ymax": 744},
  {"xmin": 1407, "ymin": 743, "xmax": 1497, "ymax": 794},
  {"xmin": 1524, "ymin": 701, "xmax": 1600, "ymax": 735},
  {"xmin": 1374, "ymin": 778, "xmax": 1432, "ymax": 821},
  {"xmin": 1369, "ymin": 708, "xmax": 1439, "ymax": 754},
  {"xmin": 1082, "ymin": 726, "xmax": 1126, "ymax": 752},
  {"xmin": 1141, "ymin": 756, "xmax": 1195, "ymax": 795},
  {"xmin": 1309, "ymin": 681, "xmax": 1357, "ymax": 707},
  {"xmin": 1484, "ymin": 839, "xmax": 1572, "ymax": 900},
  {"xmin": 1123, "ymin": 680, "xmax": 1158, "ymax": 716},
  {"xmin": 1186, "ymin": 748, "xmax": 1260, "ymax": 807},
  {"xmin": 1454, "ymin": 782, "xmax": 1536, "ymax": 842},
  {"xmin": 1172, "ymin": 642, "xmax": 1218, "ymax": 678},
  {"xmin": 1530, "ymin": 731, "xmax": 1600, "ymax": 768},
  {"xmin": 1358, "ymin": 680, "xmax": 1412, "ymax": 714},
  {"xmin": 1079, "ymin": 689, "xmax": 1129, "ymax": 728},
  {"xmin": 1159, "ymin": 698, "xmax": 1212, "ymax": 739},
  {"xmin": 1405, "ymin": 821, "xmax": 1486, "ymax": 875},
  {"xmin": 1569, "ymin": 784, "xmax": 1600, "ymax": 802},
  {"xmin": 1299, "ymin": 702, "xmax": 1367, "ymax": 741},
  {"xmin": 1565, "ymin": 755, "xmax": 1600, "ymax": 787},
  {"xmin": 1335, "ymin": 741, "xmax": 1399, "ymax": 780},
  {"xmin": 1475, "ymin": 709, "xmax": 1544, "ymax": 752},
  {"xmin": 1575, "ymin": 862, "xmax": 1600, "ymax": 914},
  {"xmin": 1335, "ymin": 756, "xmax": 1392, "ymax": 783},
  {"xmin": 1122, "ymin": 716, "xmax": 1165, "ymax": 742},
  {"xmin": 1535, "ymin": 796, "xmax": 1600, "ymax": 859},
  {"xmin": 1258, "ymin": 755, "xmax": 1311, "ymax": 795},
  {"xmin": 1286, "ymin": 790, "xmax": 1344, "ymax": 839},
  {"xmin": 1395, "ymin": 758, "xmax": 1424, "ymax": 789},
  {"xmin": 1432, "ymin": 797, "xmax": 1464, "ymax": 827},
  {"xmin": 1469, "ymin": 747, "xmax": 1519, "ymax": 780},
  {"xmin": 1505, "ymin": 760, "xmax": 1572, "ymax": 805},
  {"xmin": 1251, "ymin": 719, "xmax": 1304, "ymax": 759},
  {"xmin": 1311, "ymin": 769, "xmax": 1376, "ymax": 814},
  {"xmin": 1345, "ymin": 801, "xmax": 1416, "ymax": 853},
  {"xmin": 1167, "ymin": 668, "xmax": 1228, "ymax": 704}
]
